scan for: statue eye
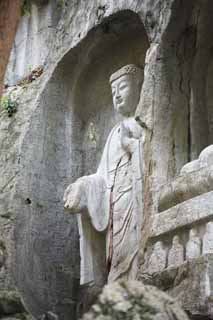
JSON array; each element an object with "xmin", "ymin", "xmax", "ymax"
[{"xmin": 120, "ymin": 83, "xmax": 128, "ymax": 90}]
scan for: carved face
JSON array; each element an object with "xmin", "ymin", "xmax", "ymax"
[
  {"xmin": 173, "ymin": 235, "xmax": 180, "ymax": 245},
  {"xmin": 190, "ymin": 228, "xmax": 197, "ymax": 238},
  {"xmin": 111, "ymin": 74, "xmax": 141, "ymax": 116}
]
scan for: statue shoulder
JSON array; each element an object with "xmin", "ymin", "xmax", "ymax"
[
  {"xmin": 123, "ymin": 118, "xmax": 143, "ymax": 139},
  {"xmin": 106, "ymin": 123, "xmax": 121, "ymax": 141}
]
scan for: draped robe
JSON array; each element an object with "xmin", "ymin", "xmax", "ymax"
[{"xmin": 76, "ymin": 118, "xmax": 143, "ymax": 285}]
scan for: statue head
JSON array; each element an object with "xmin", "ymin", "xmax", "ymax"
[
  {"xmin": 172, "ymin": 235, "xmax": 180, "ymax": 245},
  {"xmin": 110, "ymin": 64, "xmax": 143, "ymax": 117},
  {"xmin": 154, "ymin": 241, "xmax": 163, "ymax": 250},
  {"xmin": 189, "ymin": 228, "xmax": 197, "ymax": 238},
  {"xmin": 206, "ymin": 221, "xmax": 213, "ymax": 233}
]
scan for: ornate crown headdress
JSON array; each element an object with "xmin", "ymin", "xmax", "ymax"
[{"xmin": 109, "ymin": 64, "xmax": 143, "ymax": 83}]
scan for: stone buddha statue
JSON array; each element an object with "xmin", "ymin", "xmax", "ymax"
[{"xmin": 63, "ymin": 64, "xmax": 143, "ymax": 287}]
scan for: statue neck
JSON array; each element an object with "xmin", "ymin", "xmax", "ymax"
[{"xmin": 120, "ymin": 110, "xmax": 135, "ymax": 119}]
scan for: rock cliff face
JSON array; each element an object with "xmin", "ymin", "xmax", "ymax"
[
  {"xmin": 1, "ymin": 0, "xmax": 213, "ymax": 319},
  {"xmin": 0, "ymin": 0, "xmax": 21, "ymax": 97}
]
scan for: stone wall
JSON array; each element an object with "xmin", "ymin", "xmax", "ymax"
[{"xmin": 1, "ymin": 0, "xmax": 213, "ymax": 319}]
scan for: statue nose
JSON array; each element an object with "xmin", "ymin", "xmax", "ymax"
[{"xmin": 116, "ymin": 93, "xmax": 121, "ymax": 100}]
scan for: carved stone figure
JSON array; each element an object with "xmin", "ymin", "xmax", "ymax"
[
  {"xmin": 64, "ymin": 65, "xmax": 143, "ymax": 285},
  {"xmin": 203, "ymin": 222, "xmax": 213, "ymax": 254},
  {"xmin": 186, "ymin": 228, "xmax": 201, "ymax": 260},
  {"xmin": 148, "ymin": 241, "xmax": 166, "ymax": 274},
  {"xmin": 168, "ymin": 235, "xmax": 184, "ymax": 268}
]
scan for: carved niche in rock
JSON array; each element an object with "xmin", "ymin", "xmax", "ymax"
[{"xmin": 64, "ymin": 64, "xmax": 144, "ymax": 286}]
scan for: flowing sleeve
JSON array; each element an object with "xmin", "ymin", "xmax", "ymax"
[{"xmin": 86, "ymin": 174, "xmax": 110, "ymax": 232}]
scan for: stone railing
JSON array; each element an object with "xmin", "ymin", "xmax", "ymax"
[
  {"xmin": 140, "ymin": 146, "xmax": 213, "ymax": 316},
  {"xmin": 143, "ymin": 191, "xmax": 213, "ymax": 273},
  {"xmin": 159, "ymin": 145, "xmax": 213, "ymax": 212},
  {"xmin": 141, "ymin": 190, "xmax": 213, "ymax": 316}
]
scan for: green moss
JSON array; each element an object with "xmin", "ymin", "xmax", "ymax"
[
  {"xmin": 0, "ymin": 290, "xmax": 25, "ymax": 315},
  {"xmin": 1, "ymin": 92, "xmax": 17, "ymax": 117},
  {"xmin": 12, "ymin": 313, "xmax": 32, "ymax": 320},
  {"xmin": 57, "ymin": 0, "xmax": 68, "ymax": 7},
  {"xmin": 21, "ymin": 0, "xmax": 31, "ymax": 16}
]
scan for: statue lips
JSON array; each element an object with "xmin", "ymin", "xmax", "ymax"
[{"xmin": 116, "ymin": 98, "xmax": 123, "ymax": 109}]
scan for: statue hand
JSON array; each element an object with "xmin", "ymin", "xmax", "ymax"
[
  {"xmin": 63, "ymin": 177, "xmax": 87, "ymax": 213},
  {"xmin": 120, "ymin": 122, "xmax": 137, "ymax": 154}
]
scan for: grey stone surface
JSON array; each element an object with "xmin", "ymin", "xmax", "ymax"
[
  {"xmin": 140, "ymin": 254, "xmax": 213, "ymax": 318},
  {"xmin": 158, "ymin": 166, "xmax": 213, "ymax": 212},
  {"xmin": 203, "ymin": 222, "xmax": 213, "ymax": 255},
  {"xmin": 180, "ymin": 159, "xmax": 200, "ymax": 176},
  {"xmin": 186, "ymin": 228, "xmax": 201, "ymax": 260},
  {"xmin": 2, "ymin": 2, "xmax": 151, "ymax": 319},
  {"xmin": 180, "ymin": 145, "xmax": 213, "ymax": 175},
  {"xmin": 152, "ymin": 192, "xmax": 213, "ymax": 238},
  {"xmin": 82, "ymin": 280, "xmax": 189, "ymax": 320},
  {"xmin": 159, "ymin": 145, "xmax": 213, "ymax": 212},
  {"xmin": 168, "ymin": 235, "xmax": 184, "ymax": 268},
  {"xmin": 5, "ymin": 0, "xmax": 63, "ymax": 85},
  {"xmin": 148, "ymin": 241, "xmax": 166, "ymax": 274},
  {"xmin": 2, "ymin": 0, "xmax": 213, "ymax": 319}
]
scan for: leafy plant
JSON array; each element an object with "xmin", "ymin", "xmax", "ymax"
[
  {"xmin": 21, "ymin": 0, "xmax": 31, "ymax": 16},
  {"xmin": 1, "ymin": 93, "xmax": 17, "ymax": 117}
]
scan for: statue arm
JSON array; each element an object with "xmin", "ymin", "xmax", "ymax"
[
  {"xmin": 64, "ymin": 127, "xmax": 116, "ymax": 232},
  {"xmin": 63, "ymin": 174, "xmax": 110, "ymax": 232}
]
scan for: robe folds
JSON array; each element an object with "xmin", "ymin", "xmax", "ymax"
[{"xmin": 77, "ymin": 118, "xmax": 143, "ymax": 285}]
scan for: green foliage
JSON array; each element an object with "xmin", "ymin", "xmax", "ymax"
[
  {"xmin": 27, "ymin": 64, "xmax": 33, "ymax": 73},
  {"xmin": 1, "ymin": 95, "xmax": 10, "ymax": 109},
  {"xmin": 1, "ymin": 93, "xmax": 17, "ymax": 117},
  {"xmin": 57, "ymin": 0, "xmax": 68, "ymax": 7},
  {"xmin": 21, "ymin": 0, "xmax": 31, "ymax": 16}
]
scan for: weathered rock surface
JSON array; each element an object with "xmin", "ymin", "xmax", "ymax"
[
  {"xmin": 140, "ymin": 255, "xmax": 213, "ymax": 318},
  {"xmin": 5, "ymin": 0, "xmax": 62, "ymax": 85},
  {"xmin": 159, "ymin": 147, "xmax": 213, "ymax": 212},
  {"xmin": 0, "ymin": 0, "xmax": 21, "ymax": 96},
  {"xmin": 186, "ymin": 228, "xmax": 201, "ymax": 260},
  {"xmin": 2, "ymin": 0, "xmax": 213, "ymax": 319},
  {"xmin": 82, "ymin": 280, "xmax": 189, "ymax": 320},
  {"xmin": 148, "ymin": 241, "xmax": 166, "ymax": 274},
  {"xmin": 143, "ymin": 186, "xmax": 213, "ymax": 318},
  {"xmin": 2, "ymin": 1, "xmax": 153, "ymax": 319},
  {"xmin": 167, "ymin": 235, "xmax": 184, "ymax": 268}
]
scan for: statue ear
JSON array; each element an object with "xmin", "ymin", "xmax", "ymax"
[{"xmin": 87, "ymin": 174, "xmax": 110, "ymax": 232}]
